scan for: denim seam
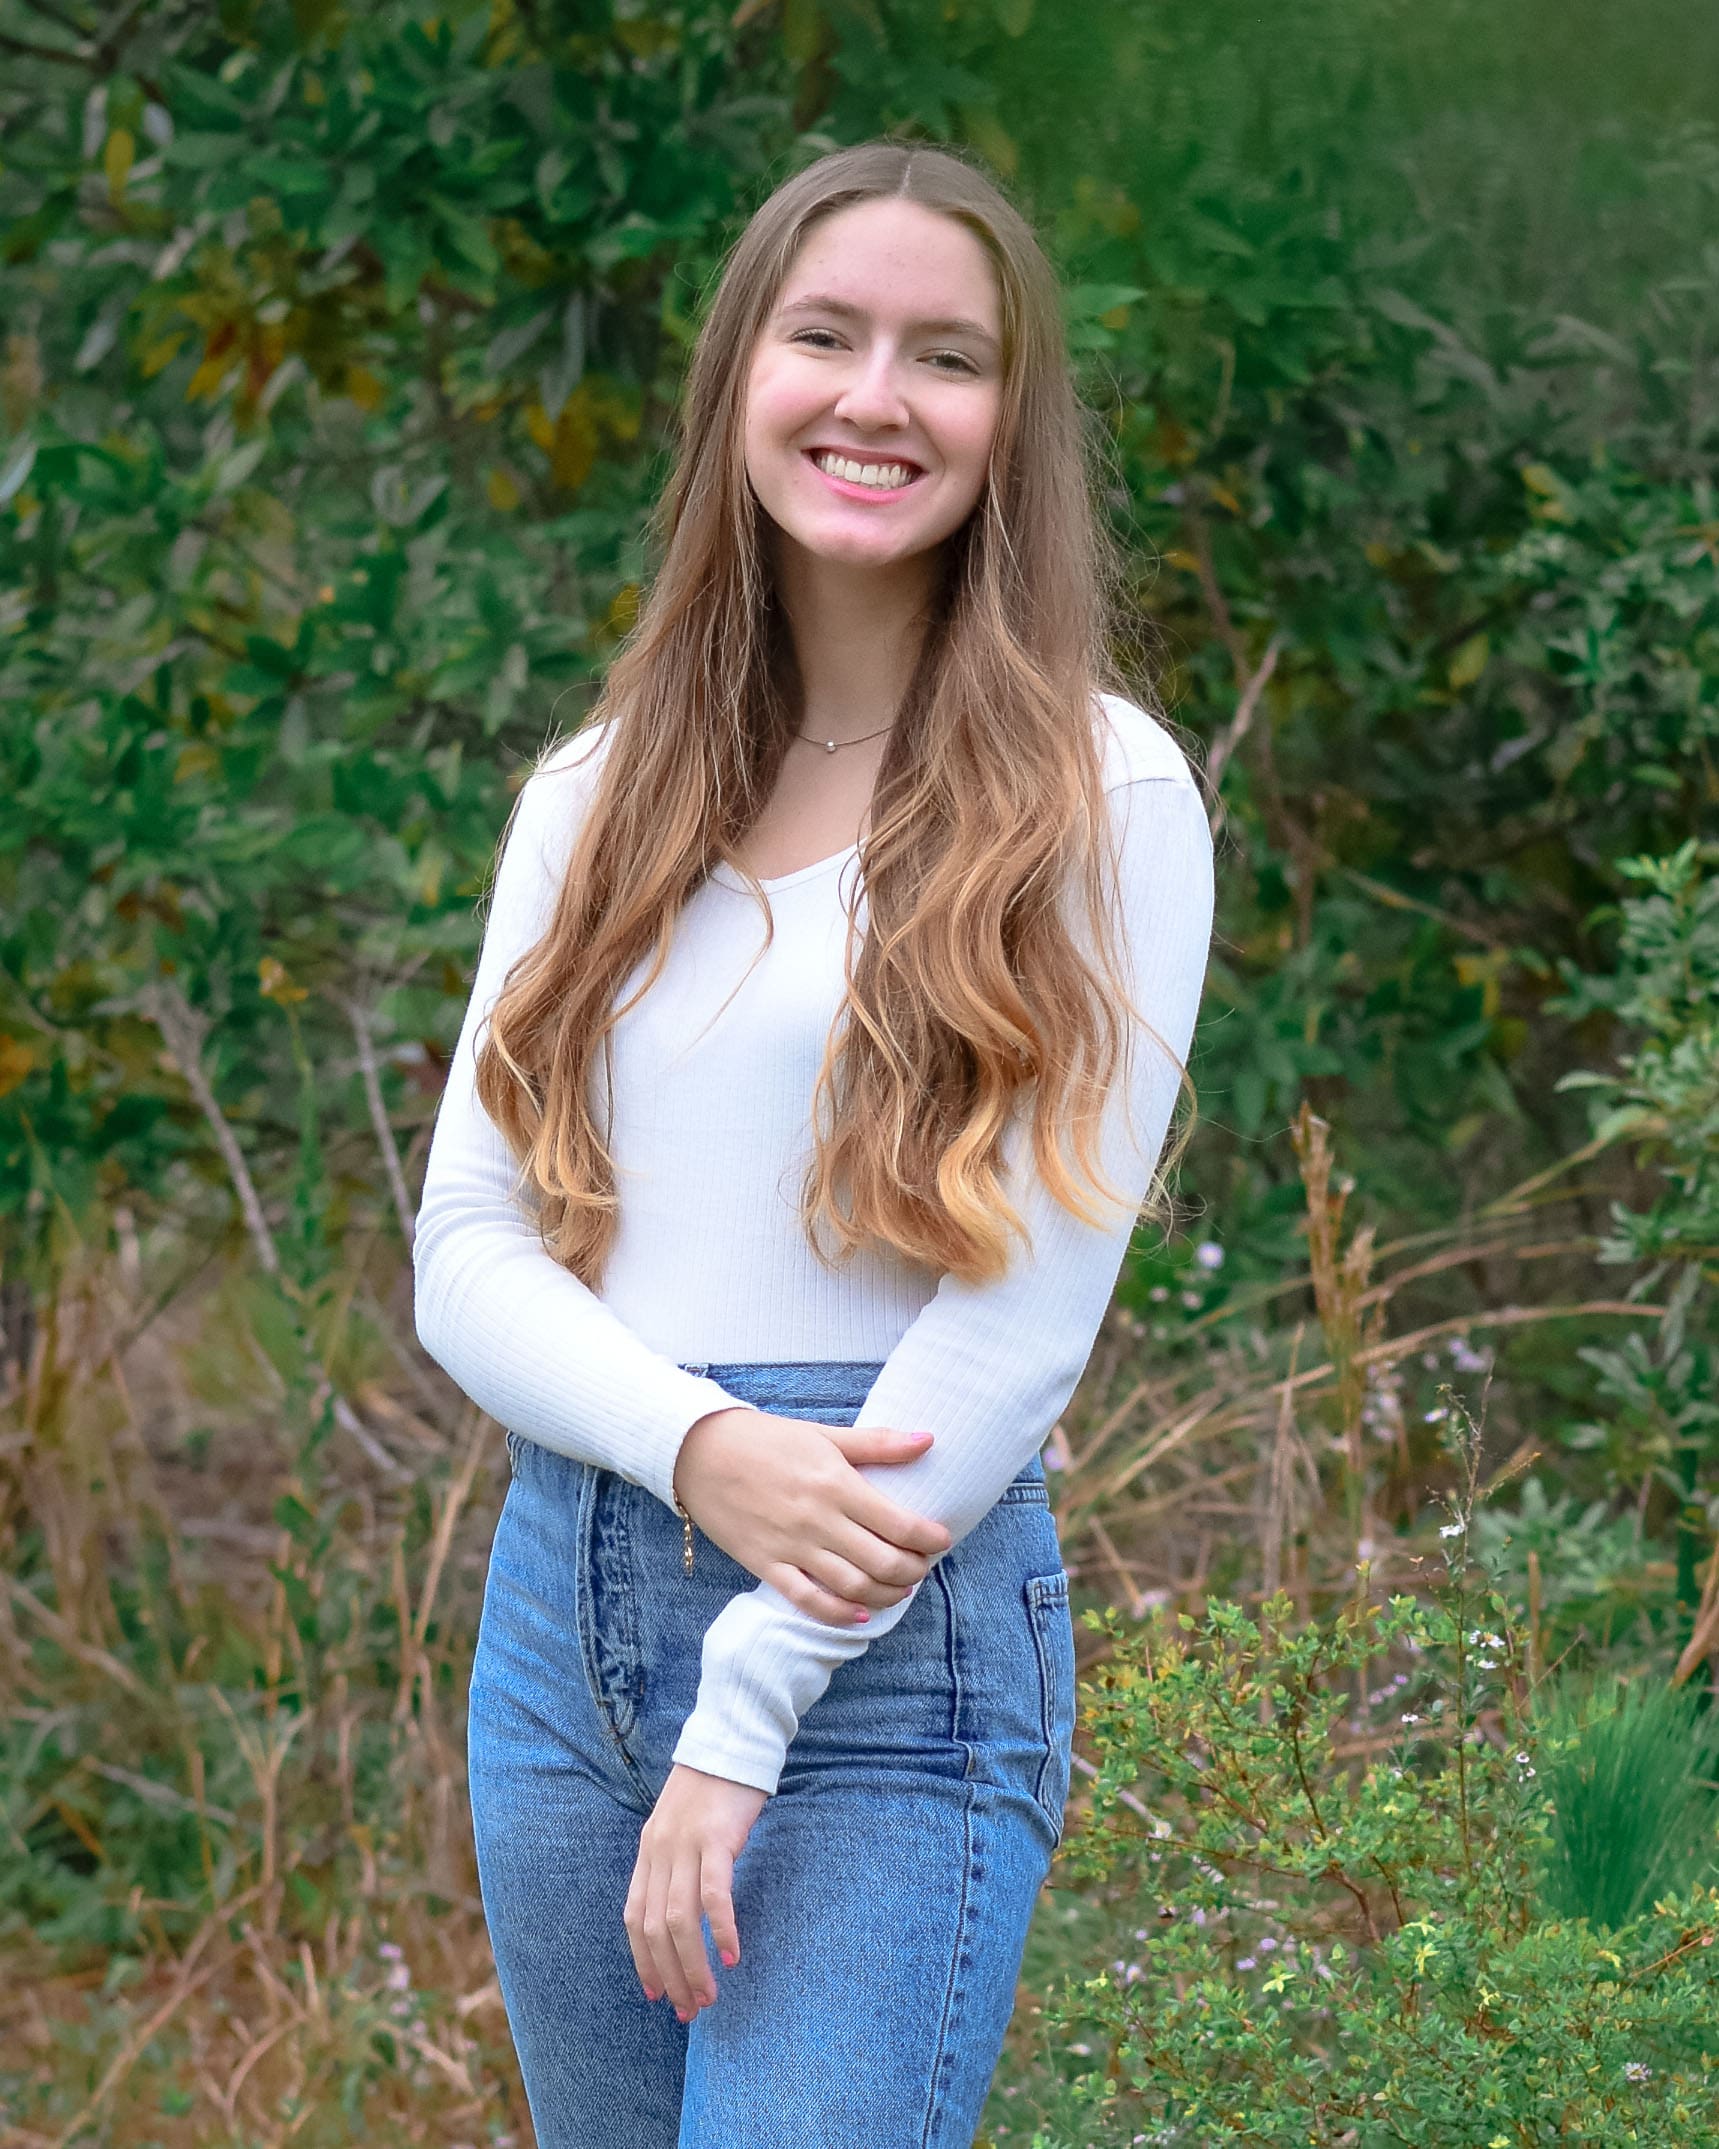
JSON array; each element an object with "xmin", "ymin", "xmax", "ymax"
[
  {"xmin": 918, "ymin": 1779, "xmax": 978, "ymax": 2149},
  {"xmin": 1025, "ymin": 1571, "xmax": 1072, "ymax": 1844},
  {"xmin": 572, "ymin": 1467, "xmax": 657, "ymax": 1809}
]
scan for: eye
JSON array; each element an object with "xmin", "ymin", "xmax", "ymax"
[{"xmin": 788, "ymin": 328, "xmax": 980, "ymax": 376}]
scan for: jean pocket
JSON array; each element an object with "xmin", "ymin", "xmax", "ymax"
[{"xmin": 1025, "ymin": 1569, "xmax": 1076, "ymax": 1848}]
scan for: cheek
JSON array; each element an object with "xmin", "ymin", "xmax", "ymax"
[
  {"xmin": 746, "ymin": 356, "xmax": 819, "ymax": 438},
  {"xmin": 937, "ymin": 391, "xmax": 1001, "ymax": 471},
  {"xmin": 942, "ymin": 406, "xmax": 1001, "ymax": 504}
]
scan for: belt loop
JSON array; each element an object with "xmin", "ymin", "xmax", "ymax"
[{"xmin": 681, "ymin": 1360, "xmax": 710, "ymax": 1378}]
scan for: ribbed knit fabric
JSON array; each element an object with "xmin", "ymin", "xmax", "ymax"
[{"xmin": 413, "ymin": 693, "xmax": 1216, "ymax": 1793}]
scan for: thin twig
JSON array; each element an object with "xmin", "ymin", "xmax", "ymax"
[
  {"xmin": 1206, "ymin": 630, "xmax": 1284, "ymax": 829},
  {"xmin": 338, "ymin": 992, "xmax": 416, "ymax": 1250},
  {"xmin": 143, "ymin": 981, "xmax": 278, "ymax": 1277}
]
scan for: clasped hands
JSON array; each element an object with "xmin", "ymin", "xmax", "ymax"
[{"xmin": 623, "ymin": 1406, "xmax": 952, "ymax": 2025}]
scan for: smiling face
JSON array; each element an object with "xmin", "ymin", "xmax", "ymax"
[{"xmin": 743, "ymin": 196, "xmax": 1006, "ymax": 576}]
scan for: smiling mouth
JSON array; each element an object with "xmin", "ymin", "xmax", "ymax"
[{"xmin": 803, "ymin": 449, "xmax": 927, "ymax": 496}]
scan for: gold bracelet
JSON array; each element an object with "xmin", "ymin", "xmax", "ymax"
[{"xmin": 672, "ymin": 1494, "xmax": 694, "ymax": 1575}]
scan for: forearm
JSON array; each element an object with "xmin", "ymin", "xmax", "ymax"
[{"xmin": 412, "ymin": 726, "xmax": 749, "ymax": 1508}]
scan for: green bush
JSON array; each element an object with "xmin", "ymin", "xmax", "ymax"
[{"xmin": 1033, "ymin": 1424, "xmax": 1719, "ymax": 2146}]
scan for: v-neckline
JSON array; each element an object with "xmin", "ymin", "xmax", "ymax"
[{"xmin": 709, "ymin": 840, "xmax": 862, "ymax": 893}]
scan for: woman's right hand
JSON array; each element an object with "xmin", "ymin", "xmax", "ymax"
[{"xmin": 670, "ymin": 1407, "xmax": 954, "ymax": 1629}]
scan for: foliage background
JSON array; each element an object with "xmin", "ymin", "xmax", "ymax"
[{"xmin": 2, "ymin": 0, "xmax": 1717, "ymax": 2140}]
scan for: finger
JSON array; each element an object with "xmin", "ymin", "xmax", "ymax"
[
  {"xmin": 669, "ymin": 1851, "xmax": 716, "ymax": 2013},
  {"xmin": 701, "ymin": 1843, "xmax": 741, "ymax": 1976},
  {"xmin": 644, "ymin": 1861, "xmax": 692, "ymax": 2016},
  {"xmin": 848, "ymin": 1480, "xmax": 954, "ymax": 1557},
  {"xmin": 763, "ymin": 1561, "xmax": 875, "ymax": 1629},
  {"xmin": 826, "ymin": 1514, "xmax": 936, "ymax": 1591},
  {"xmin": 623, "ymin": 1855, "xmax": 663, "ymax": 2000},
  {"xmin": 801, "ymin": 1539, "xmax": 920, "ymax": 1611}
]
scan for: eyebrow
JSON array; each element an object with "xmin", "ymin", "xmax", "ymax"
[{"xmin": 776, "ymin": 293, "xmax": 1000, "ymax": 352}]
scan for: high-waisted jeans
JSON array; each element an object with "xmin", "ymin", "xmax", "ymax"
[{"xmin": 465, "ymin": 1359, "xmax": 1076, "ymax": 2149}]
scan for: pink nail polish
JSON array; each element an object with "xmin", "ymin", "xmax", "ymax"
[
  {"xmin": 721, "ymin": 1948, "xmax": 737, "ymax": 1967},
  {"xmin": 854, "ymin": 1609, "xmax": 870, "ymax": 1624}
]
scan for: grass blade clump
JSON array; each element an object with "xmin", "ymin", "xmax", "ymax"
[{"xmin": 1534, "ymin": 1672, "xmax": 1719, "ymax": 1930}]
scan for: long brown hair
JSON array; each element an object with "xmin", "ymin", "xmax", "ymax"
[{"xmin": 475, "ymin": 138, "xmax": 1200, "ymax": 1289}]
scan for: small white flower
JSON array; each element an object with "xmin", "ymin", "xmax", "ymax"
[
  {"xmin": 1439, "ymin": 1522, "xmax": 1464, "ymax": 1539},
  {"xmin": 1624, "ymin": 2061, "xmax": 1653, "ymax": 2083},
  {"xmin": 1194, "ymin": 1240, "xmax": 1225, "ymax": 1270},
  {"xmin": 1401, "ymin": 1712, "xmax": 1422, "ymax": 1725}
]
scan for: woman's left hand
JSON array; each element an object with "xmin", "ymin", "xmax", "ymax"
[{"xmin": 625, "ymin": 1763, "xmax": 768, "ymax": 2022}]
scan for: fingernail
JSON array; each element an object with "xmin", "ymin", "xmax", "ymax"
[
  {"xmin": 853, "ymin": 1609, "xmax": 870, "ymax": 1624},
  {"xmin": 676, "ymin": 2007, "xmax": 691, "ymax": 2024},
  {"xmin": 721, "ymin": 1948, "xmax": 737, "ymax": 1967},
  {"xmin": 644, "ymin": 1986, "xmax": 660, "ymax": 2002}
]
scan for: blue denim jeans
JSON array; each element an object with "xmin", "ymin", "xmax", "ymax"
[{"xmin": 465, "ymin": 1359, "xmax": 1076, "ymax": 2149}]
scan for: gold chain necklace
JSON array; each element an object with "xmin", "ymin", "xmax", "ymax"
[{"xmin": 792, "ymin": 721, "xmax": 895, "ymax": 755}]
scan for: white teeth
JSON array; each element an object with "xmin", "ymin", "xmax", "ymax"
[{"xmin": 812, "ymin": 452, "xmax": 916, "ymax": 489}]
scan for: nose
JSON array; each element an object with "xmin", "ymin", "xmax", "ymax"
[{"xmin": 831, "ymin": 341, "xmax": 912, "ymax": 432}]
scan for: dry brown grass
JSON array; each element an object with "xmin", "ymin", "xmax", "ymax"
[{"xmin": 0, "ymin": 1106, "xmax": 1666, "ymax": 2141}]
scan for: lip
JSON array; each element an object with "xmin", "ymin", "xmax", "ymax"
[{"xmin": 801, "ymin": 448, "xmax": 927, "ymax": 502}]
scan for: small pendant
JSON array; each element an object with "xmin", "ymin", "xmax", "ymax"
[{"xmin": 824, "ymin": 739, "xmax": 837, "ymax": 754}]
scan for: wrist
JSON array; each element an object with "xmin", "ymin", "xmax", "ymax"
[{"xmin": 673, "ymin": 1405, "xmax": 754, "ymax": 1508}]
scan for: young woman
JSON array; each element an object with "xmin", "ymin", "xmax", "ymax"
[{"xmin": 414, "ymin": 138, "xmax": 1215, "ymax": 2148}]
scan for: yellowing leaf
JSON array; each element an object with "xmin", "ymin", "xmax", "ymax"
[
  {"xmin": 1162, "ymin": 548, "xmax": 1202, "ymax": 574},
  {"xmin": 1521, "ymin": 462, "xmax": 1561, "ymax": 495},
  {"xmin": 1448, "ymin": 632, "xmax": 1490, "ymax": 690},
  {"xmin": 0, "ymin": 1036, "xmax": 34, "ymax": 1098},
  {"xmin": 185, "ymin": 353, "xmax": 236, "ymax": 403},
  {"xmin": 139, "ymin": 332, "xmax": 189, "ymax": 380},
  {"xmin": 614, "ymin": 17, "xmax": 679, "ymax": 56},
  {"xmin": 345, "ymin": 365, "xmax": 386, "ymax": 412},
  {"xmin": 485, "ymin": 464, "xmax": 522, "ymax": 512},
  {"xmin": 104, "ymin": 127, "xmax": 135, "ymax": 204},
  {"xmin": 174, "ymin": 742, "xmax": 220, "ymax": 784},
  {"xmin": 607, "ymin": 582, "xmax": 640, "ymax": 637},
  {"xmin": 549, "ymin": 388, "xmax": 599, "ymax": 492},
  {"xmin": 960, "ymin": 107, "xmax": 1018, "ymax": 179},
  {"xmin": 586, "ymin": 378, "xmax": 641, "ymax": 444},
  {"xmin": 783, "ymin": 0, "xmax": 822, "ymax": 66},
  {"xmin": 258, "ymin": 956, "xmax": 309, "ymax": 1005}
]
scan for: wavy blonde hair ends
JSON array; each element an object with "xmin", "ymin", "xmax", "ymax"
[{"xmin": 474, "ymin": 138, "xmax": 1198, "ymax": 1289}]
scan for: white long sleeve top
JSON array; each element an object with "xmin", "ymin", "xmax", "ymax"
[{"xmin": 413, "ymin": 692, "xmax": 1216, "ymax": 1794}]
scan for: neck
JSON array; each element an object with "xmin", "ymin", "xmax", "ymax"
[{"xmin": 771, "ymin": 529, "xmax": 938, "ymax": 741}]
